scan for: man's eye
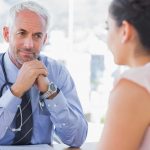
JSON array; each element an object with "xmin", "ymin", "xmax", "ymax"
[
  {"xmin": 17, "ymin": 31, "xmax": 25, "ymax": 36},
  {"xmin": 34, "ymin": 34, "xmax": 42, "ymax": 39}
]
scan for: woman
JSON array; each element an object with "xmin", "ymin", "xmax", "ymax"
[{"xmin": 98, "ymin": 0, "xmax": 150, "ymax": 150}]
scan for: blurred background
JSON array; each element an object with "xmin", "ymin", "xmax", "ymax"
[{"xmin": 0, "ymin": 0, "xmax": 126, "ymax": 142}]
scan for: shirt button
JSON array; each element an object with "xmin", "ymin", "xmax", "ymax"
[
  {"xmin": 48, "ymin": 104, "xmax": 51, "ymax": 107},
  {"xmin": 62, "ymin": 123, "xmax": 66, "ymax": 126},
  {"xmin": 54, "ymin": 104, "xmax": 57, "ymax": 107}
]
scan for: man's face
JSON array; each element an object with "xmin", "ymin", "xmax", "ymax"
[{"xmin": 4, "ymin": 10, "xmax": 47, "ymax": 66}]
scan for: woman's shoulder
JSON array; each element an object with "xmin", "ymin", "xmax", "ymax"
[{"xmin": 114, "ymin": 64, "xmax": 150, "ymax": 93}]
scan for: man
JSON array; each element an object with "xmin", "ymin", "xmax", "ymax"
[{"xmin": 0, "ymin": 1, "xmax": 87, "ymax": 146}]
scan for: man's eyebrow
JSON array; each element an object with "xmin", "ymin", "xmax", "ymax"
[
  {"xmin": 34, "ymin": 32, "xmax": 43, "ymax": 35},
  {"xmin": 17, "ymin": 29, "xmax": 26, "ymax": 32},
  {"xmin": 17, "ymin": 29, "xmax": 43, "ymax": 35}
]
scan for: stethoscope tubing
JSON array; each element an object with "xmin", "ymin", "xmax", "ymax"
[{"xmin": 0, "ymin": 53, "xmax": 13, "ymax": 97}]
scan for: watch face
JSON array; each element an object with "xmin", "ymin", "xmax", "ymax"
[{"xmin": 49, "ymin": 83, "xmax": 57, "ymax": 91}]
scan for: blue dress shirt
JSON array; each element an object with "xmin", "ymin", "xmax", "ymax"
[{"xmin": 0, "ymin": 52, "xmax": 88, "ymax": 147}]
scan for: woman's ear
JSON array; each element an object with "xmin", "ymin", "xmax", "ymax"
[
  {"xmin": 3, "ymin": 26, "xmax": 9, "ymax": 42},
  {"xmin": 120, "ymin": 20, "xmax": 132, "ymax": 44}
]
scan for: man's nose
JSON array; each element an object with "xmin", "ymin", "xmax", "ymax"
[{"xmin": 23, "ymin": 37, "xmax": 34, "ymax": 49}]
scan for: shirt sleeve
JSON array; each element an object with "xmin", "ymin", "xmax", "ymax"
[
  {"xmin": 44, "ymin": 60, "xmax": 88, "ymax": 147},
  {"xmin": 0, "ymin": 88, "xmax": 21, "ymax": 139}
]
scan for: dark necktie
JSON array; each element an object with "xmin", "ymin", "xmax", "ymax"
[{"xmin": 13, "ymin": 90, "xmax": 33, "ymax": 145}]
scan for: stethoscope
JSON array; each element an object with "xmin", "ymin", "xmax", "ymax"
[
  {"xmin": 0, "ymin": 53, "xmax": 13, "ymax": 97},
  {"xmin": 0, "ymin": 53, "xmax": 23, "ymax": 132},
  {"xmin": 0, "ymin": 53, "xmax": 45, "ymax": 132}
]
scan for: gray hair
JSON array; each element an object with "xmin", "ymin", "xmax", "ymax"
[{"xmin": 7, "ymin": 1, "xmax": 50, "ymax": 32}]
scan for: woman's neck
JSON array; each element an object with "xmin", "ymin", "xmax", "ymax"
[{"xmin": 129, "ymin": 55, "xmax": 150, "ymax": 67}]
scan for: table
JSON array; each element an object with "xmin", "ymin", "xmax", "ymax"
[
  {"xmin": 0, "ymin": 142, "xmax": 98, "ymax": 150},
  {"xmin": 53, "ymin": 142, "xmax": 98, "ymax": 150}
]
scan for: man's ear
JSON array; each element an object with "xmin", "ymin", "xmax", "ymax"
[
  {"xmin": 120, "ymin": 20, "xmax": 132, "ymax": 44},
  {"xmin": 3, "ymin": 26, "xmax": 9, "ymax": 42}
]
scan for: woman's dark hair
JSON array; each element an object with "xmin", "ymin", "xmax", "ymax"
[{"xmin": 109, "ymin": 0, "xmax": 150, "ymax": 50}]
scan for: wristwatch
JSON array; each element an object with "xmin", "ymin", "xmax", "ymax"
[{"xmin": 40, "ymin": 82, "xmax": 57, "ymax": 100}]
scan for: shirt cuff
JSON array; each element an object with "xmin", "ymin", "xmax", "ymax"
[
  {"xmin": 0, "ymin": 88, "xmax": 22, "ymax": 113},
  {"xmin": 45, "ymin": 91, "xmax": 68, "ymax": 113}
]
